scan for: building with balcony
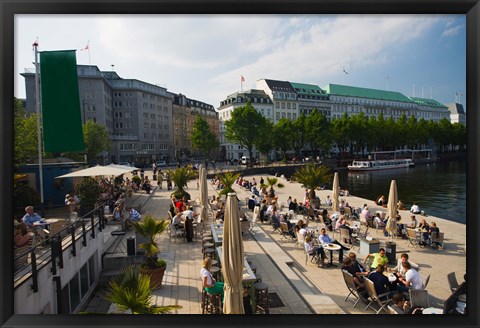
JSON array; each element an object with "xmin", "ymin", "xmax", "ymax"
[
  {"xmin": 171, "ymin": 93, "xmax": 219, "ymax": 161},
  {"xmin": 217, "ymin": 89, "xmax": 273, "ymax": 160}
]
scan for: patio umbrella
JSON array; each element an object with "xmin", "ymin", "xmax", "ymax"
[
  {"xmin": 332, "ymin": 172, "xmax": 340, "ymax": 212},
  {"xmin": 55, "ymin": 165, "xmax": 133, "ymax": 178},
  {"xmin": 199, "ymin": 165, "xmax": 209, "ymax": 221},
  {"xmin": 385, "ymin": 180, "xmax": 398, "ymax": 238},
  {"xmin": 222, "ymin": 192, "xmax": 245, "ymax": 314},
  {"xmin": 106, "ymin": 163, "xmax": 139, "ymax": 171}
]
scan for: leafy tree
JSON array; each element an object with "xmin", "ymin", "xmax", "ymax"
[
  {"xmin": 83, "ymin": 120, "xmax": 110, "ymax": 165},
  {"xmin": 254, "ymin": 119, "xmax": 274, "ymax": 164},
  {"xmin": 273, "ymin": 118, "xmax": 294, "ymax": 161},
  {"xmin": 224, "ymin": 101, "xmax": 267, "ymax": 167},
  {"xmin": 306, "ymin": 109, "xmax": 331, "ymax": 157},
  {"xmin": 292, "ymin": 113, "xmax": 307, "ymax": 157},
  {"xmin": 14, "ymin": 98, "xmax": 38, "ymax": 166},
  {"xmin": 292, "ymin": 163, "xmax": 332, "ymax": 200},
  {"xmin": 331, "ymin": 113, "xmax": 351, "ymax": 159},
  {"xmin": 191, "ymin": 116, "xmax": 219, "ymax": 162}
]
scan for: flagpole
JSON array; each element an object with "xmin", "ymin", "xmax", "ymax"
[{"xmin": 33, "ymin": 41, "xmax": 45, "ymax": 217}]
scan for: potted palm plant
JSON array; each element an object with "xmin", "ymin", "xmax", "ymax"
[
  {"xmin": 261, "ymin": 177, "xmax": 285, "ymax": 198},
  {"xmin": 129, "ymin": 214, "xmax": 170, "ymax": 289},
  {"xmin": 292, "ymin": 163, "xmax": 332, "ymax": 201},
  {"xmin": 74, "ymin": 177, "xmax": 102, "ymax": 217},
  {"xmin": 217, "ymin": 171, "xmax": 241, "ymax": 197},
  {"xmin": 166, "ymin": 166, "xmax": 197, "ymax": 201},
  {"xmin": 105, "ymin": 265, "xmax": 181, "ymax": 314}
]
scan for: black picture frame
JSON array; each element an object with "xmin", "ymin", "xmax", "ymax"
[{"xmin": 1, "ymin": 1, "xmax": 478, "ymax": 327}]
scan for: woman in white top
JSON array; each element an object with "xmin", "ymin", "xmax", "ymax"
[
  {"xmin": 200, "ymin": 257, "xmax": 224, "ymax": 297},
  {"xmin": 304, "ymin": 235, "xmax": 326, "ymax": 265}
]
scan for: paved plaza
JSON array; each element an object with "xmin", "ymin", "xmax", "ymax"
[{"xmin": 84, "ymin": 169, "xmax": 466, "ymax": 314}]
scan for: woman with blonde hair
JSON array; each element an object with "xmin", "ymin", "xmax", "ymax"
[{"xmin": 200, "ymin": 257, "xmax": 224, "ymax": 298}]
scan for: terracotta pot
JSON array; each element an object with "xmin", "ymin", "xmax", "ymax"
[{"xmin": 143, "ymin": 265, "xmax": 167, "ymax": 290}]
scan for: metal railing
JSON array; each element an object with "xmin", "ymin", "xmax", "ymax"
[{"xmin": 13, "ymin": 202, "xmax": 108, "ymax": 292}]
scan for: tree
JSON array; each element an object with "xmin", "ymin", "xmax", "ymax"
[
  {"xmin": 306, "ymin": 109, "xmax": 331, "ymax": 157},
  {"xmin": 332, "ymin": 113, "xmax": 351, "ymax": 159},
  {"xmin": 105, "ymin": 265, "xmax": 181, "ymax": 314},
  {"xmin": 273, "ymin": 118, "xmax": 294, "ymax": 161},
  {"xmin": 191, "ymin": 116, "xmax": 219, "ymax": 162},
  {"xmin": 83, "ymin": 120, "xmax": 110, "ymax": 165},
  {"xmin": 224, "ymin": 101, "xmax": 267, "ymax": 167},
  {"xmin": 254, "ymin": 119, "xmax": 274, "ymax": 164},
  {"xmin": 292, "ymin": 163, "xmax": 332, "ymax": 200},
  {"xmin": 14, "ymin": 98, "xmax": 38, "ymax": 166},
  {"xmin": 292, "ymin": 113, "xmax": 307, "ymax": 158},
  {"xmin": 166, "ymin": 166, "xmax": 197, "ymax": 200},
  {"xmin": 217, "ymin": 172, "xmax": 241, "ymax": 197},
  {"xmin": 261, "ymin": 177, "xmax": 284, "ymax": 197}
]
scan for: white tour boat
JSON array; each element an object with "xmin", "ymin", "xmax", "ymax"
[{"xmin": 348, "ymin": 158, "xmax": 415, "ymax": 171}]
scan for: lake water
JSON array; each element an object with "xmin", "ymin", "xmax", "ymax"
[{"xmin": 338, "ymin": 160, "xmax": 466, "ymax": 224}]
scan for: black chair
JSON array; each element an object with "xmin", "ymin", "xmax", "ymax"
[{"xmin": 447, "ymin": 272, "xmax": 459, "ymax": 293}]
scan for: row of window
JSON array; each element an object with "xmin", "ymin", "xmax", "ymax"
[
  {"xmin": 275, "ymin": 102, "xmax": 297, "ymax": 110},
  {"xmin": 331, "ymin": 96, "xmax": 416, "ymax": 109}
]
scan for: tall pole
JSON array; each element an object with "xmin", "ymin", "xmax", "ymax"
[{"xmin": 33, "ymin": 41, "xmax": 45, "ymax": 216}]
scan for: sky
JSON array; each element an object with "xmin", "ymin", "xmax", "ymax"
[{"xmin": 14, "ymin": 14, "xmax": 467, "ymax": 111}]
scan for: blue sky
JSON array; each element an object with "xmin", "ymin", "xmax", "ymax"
[{"xmin": 15, "ymin": 14, "xmax": 466, "ymax": 111}]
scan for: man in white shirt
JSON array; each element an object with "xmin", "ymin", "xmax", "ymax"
[
  {"xmin": 410, "ymin": 203, "xmax": 421, "ymax": 214},
  {"xmin": 397, "ymin": 261, "xmax": 423, "ymax": 292}
]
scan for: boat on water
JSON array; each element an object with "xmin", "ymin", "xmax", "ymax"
[{"xmin": 348, "ymin": 158, "xmax": 415, "ymax": 171}]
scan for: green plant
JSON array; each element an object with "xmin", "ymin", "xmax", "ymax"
[
  {"xmin": 129, "ymin": 214, "xmax": 169, "ymax": 269},
  {"xmin": 261, "ymin": 177, "xmax": 285, "ymax": 197},
  {"xmin": 292, "ymin": 163, "xmax": 332, "ymax": 199},
  {"xmin": 166, "ymin": 166, "xmax": 197, "ymax": 200},
  {"xmin": 132, "ymin": 175, "xmax": 142, "ymax": 186},
  {"xmin": 105, "ymin": 265, "xmax": 181, "ymax": 314},
  {"xmin": 217, "ymin": 172, "xmax": 241, "ymax": 197},
  {"xmin": 74, "ymin": 177, "xmax": 102, "ymax": 207},
  {"xmin": 14, "ymin": 183, "xmax": 40, "ymax": 219}
]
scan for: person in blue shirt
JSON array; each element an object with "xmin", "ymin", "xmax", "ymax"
[
  {"xmin": 22, "ymin": 206, "xmax": 43, "ymax": 227},
  {"xmin": 318, "ymin": 228, "xmax": 349, "ymax": 263},
  {"xmin": 127, "ymin": 207, "xmax": 142, "ymax": 222}
]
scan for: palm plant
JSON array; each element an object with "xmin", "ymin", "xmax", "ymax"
[
  {"xmin": 129, "ymin": 215, "xmax": 169, "ymax": 269},
  {"xmin": 105, "ymin": 265, "xmax": 181, "ymax": 314},
  {"xmin": 217, "ymin": 171, "xmax": 241, "ymax": 197},
  {"xmin": 166, "ymin": 166, "xmax": 197, "ymax": 200},
  {"xmin": 261, "ymin": 177, "xmax": 285, "ymax": 197},
  {"xmin": 292, "ymin": 163, "xmax": 332, "ymax": 199}
]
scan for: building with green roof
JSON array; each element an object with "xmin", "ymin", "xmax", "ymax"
[
  {"xmin": 290, "ymin": 82, "xmax": 331, "ymax": 117},
  {"xmin": 323, "ymin": 84, "xmax": 450, "ymax": 122}
]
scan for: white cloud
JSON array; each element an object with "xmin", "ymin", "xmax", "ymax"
[
  {"xmin": 442, "ymin": 24, "xmax": 463, "ymax": 37},
  {"xmin": 14, "ymin": 14, "xmax": 455, "ymax": 108}
]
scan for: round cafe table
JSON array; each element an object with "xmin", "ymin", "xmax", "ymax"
[
  {"xmin": 322, "ymin": 243, "xmax": 341, "ymax": 267},
  {"xmin": 422, "ymin": 307, "xmax": 443, "ymax": 314}
]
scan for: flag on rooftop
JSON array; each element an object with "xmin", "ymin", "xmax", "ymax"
[
  {"xmin": 241, "ymin": 75, "xmax": 245, "ymax": 82},
  {"xmin": 79, "ymin": 41, "xmax": 89, "ymax": 51},
  {"xmin": 39, "ymin": 50, "xmax": 85, "ymax": 153}
]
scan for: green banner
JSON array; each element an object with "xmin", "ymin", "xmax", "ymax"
[{"xmin": 40, "ymin": 50, "xmax": 85, "ymax": 153}]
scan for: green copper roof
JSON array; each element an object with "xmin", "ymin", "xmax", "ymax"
[
  {"xmin": 290, "ymin": 82, "xmax": 326, "ymax": 95},
  {"xmin": 324, "ymin": 84, "xmax": 415, "ymax": 103},
  {"xmin": 410, "ymin": 97, "xmax": 448, "ymax": 109}
]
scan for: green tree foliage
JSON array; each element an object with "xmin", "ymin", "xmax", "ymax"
[
  {"xmin": 261, "ymin": 177, "xmax": 284, "ymax": 197},
  {"xmin": 224, "ymin": 101, "xmax": 268, "ymax": 166},
  {"xmin": 292, "ymin": 163, "xmax": 332, "ymax": 199},
  {"xmin": 106, "ymin": 265, "xmax": 181, "ymax": 314},
  {"xmin": 292, "ymin": 113, "xmax": 307, "ymax": 157},
  {"xmin": 83, "ymin": 120, "xmax": 110, "ymax": 165},
  {"xmin": 166, "ymin": 166, "xmax": 197, "ymax": 200},
  {"xmin": 306, "ymin": 109, "xmax": 332, "ymax": 157},
  {"xmin": 129, "ymin": 215, "xmax": 169, "ymax": 268},
  {"xmin": 217, "ymin": 172, "xmax": 241, "ymax": 197},
  {"xmin": 191, "ymin": 116, "xmax": 219, "ymax": 161},
  {"xmin": 255, "ymin": 119, "xmax": 274, "ymax": 163},
  {"xmin": 273, "ymin": 118, "xmax": 294, "ymax": 161},
  {"xmin": 14, "ymin": 98, "xmax": 38, "ymax": 166},
  {"xmin": 14, "ymin": 183, "xmax": 40, "ymax": 218}
]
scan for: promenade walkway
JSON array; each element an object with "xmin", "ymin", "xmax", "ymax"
[{"xmin": 83, "ymin": 170, "xmax": 466, "ymax": 314}]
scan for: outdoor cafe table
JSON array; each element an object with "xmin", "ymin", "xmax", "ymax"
[
  {"xmin": 210, "ymin": 224, "xmax": 224, "ymax": 247},
  {"xmin": 322, "ymin": 243, "xmax": 342, "ymax": 267},
  {"xmin": 216, "ymin": 246, "xmax": 257, "ymax": 311}
]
